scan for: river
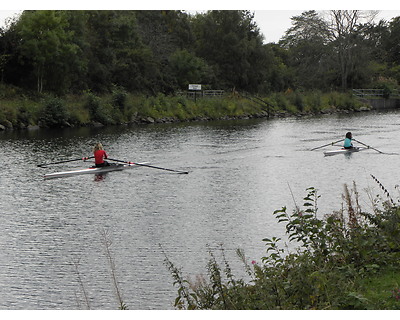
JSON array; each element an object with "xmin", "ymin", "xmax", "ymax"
[{"xmin": 0, "ymin": 109, "xmax": 399, "ymax": 309}]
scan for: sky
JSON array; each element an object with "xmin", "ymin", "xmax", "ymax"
[
  {"xmin": 1, "ymin": 2, "xmax": 400, "ymax": 43},
  {"xmin": 255, "ymin": 10, "xmax": 400, "ymax": 43}
]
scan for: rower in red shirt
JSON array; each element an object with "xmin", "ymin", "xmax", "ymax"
[{"xmin": 93, "ymin": 142, "xmax": 110, "ymax": 167}]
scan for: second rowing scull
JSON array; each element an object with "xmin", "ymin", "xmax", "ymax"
[{"xmin": 323, "ymin": 147, "xmax": 366, "ymax": 156}]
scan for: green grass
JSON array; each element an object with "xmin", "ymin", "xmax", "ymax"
[
  {"xmin": 0, "ymin": 84, "xmax": 371, "ymax": 128},
  {"xmin": 358, "ymin": 267, "xmax": 400, "ymax": 309}
]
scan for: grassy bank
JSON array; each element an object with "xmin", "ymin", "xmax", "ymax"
[
  {"xmin": 164, "ymin": 182, "xmax": 400, "ymax": 310},
  {"xmin": 0, "ymin": 84, "xmax": 370, "ymax": 130}
]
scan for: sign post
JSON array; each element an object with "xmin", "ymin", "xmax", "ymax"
[{"xmin": 188, "ymin": 84, "xmax": 202, "ymax": 103}]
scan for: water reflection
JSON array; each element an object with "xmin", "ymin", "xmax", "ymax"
[{"xmin": 94, "ymin": 173, "xmax": 108, "ymax": 181}]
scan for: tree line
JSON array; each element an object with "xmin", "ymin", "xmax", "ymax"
[{"xmin": 0, "ymin": 10, "xmax": 399, "ymax": 96}]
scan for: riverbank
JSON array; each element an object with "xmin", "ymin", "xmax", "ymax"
[{"xmin": 0, "ymin": 85, "xmax": 372, "ymax": 131}]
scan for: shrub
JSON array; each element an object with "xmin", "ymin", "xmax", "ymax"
[
  {"xmin": 84, "ymin": 91, "xmax": 113, "ymax": 124},
  {"xmin": 327, "ymin": 92, "xmax": 361, "ymax": 110},
  {"xmin": 286, "ymin": 91, "xmax": 305, "ymax": 112},
  {"xmin": 305, "ymin": 91, "xmax": 322, "ymax": 112},
  {"xmin": 273, "ymin": 93, "xmax": 289, "ymax": 111},
  {"xmin": 38, "ymin": 96, "xmax": 70, "ymax": 128},
  {"xmin": 17, "ymin": 105, "xmax": 35, "ymax": 126},
  {"xmin": 111, "ymin": 85, "xmax": 127, "ymax": 112}
]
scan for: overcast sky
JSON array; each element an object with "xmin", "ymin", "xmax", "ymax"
[
  {"xmin": 1, "ymin": 2, "xmax": 400, "ymax": 43},
  {"xmin": 256, "ymin": 10, "xmax": 400, "ymax": 43}
]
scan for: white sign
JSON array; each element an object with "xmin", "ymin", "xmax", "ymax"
[{"xmin": 188, "ymin": 84, "xmax": 202, "ymax": 91}]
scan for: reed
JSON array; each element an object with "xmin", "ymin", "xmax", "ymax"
[
  {"xmin": 71, "ymin": 229, "xmax": 128, "ymax": 310},
  {"xmin": 100, "ymin": 228, "xmax": 127, "ymax": 310},
  {"xmin": 71, "ymin": 257, "xmax": 91, "ymax": 309},
  {"xmin": 370, "ymin": 174, "xmax": 395, "ymax": 206}
]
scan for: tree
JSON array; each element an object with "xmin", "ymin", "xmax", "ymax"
[
  {"xmin": 83, "ymin": 11, "xmax": 150, "ymax": 92},
  {"xmin": 281, "ymin": 10, "xmax": 330, "ymax": 47},
  {"xmin": 282, "ymin": 10, "xmax": 382, "ymax": 91},
  {"xmin": 345, "ymin": 19, "xmax": 391, "ymax": 88},
  {"xmin": 0, "ymin": 27, "xmax": 11, "ymax": 84},
  {"xmin": 325, "ymin": 10, "xmax": 379, "ymax": 90},
  {"xmin": 15, "ymin": 10, "xmax": 78, "ymax": 93},
  {"xmin": 0, "ymin": 13, "xmax": 21, "ymax": 85},
  {"xmin": 281, "ymin": 11, "xmax": 332, "ymax": 90},
  {"xmin": 266, "ymin": 43, "xmax": 294, "ymax": 92},
  {"xmin": 385, "ymin": 17, "xmax": 400, "ymax": 66},
  {"xmin": 134, "ymin": 10, "xmax": 196, "ymax": 93},
  {"xmin": 191, "ymin": 10, "xmax": 272, "ymax": 92},
  {"xmin": 168, "ymin": 49, "xmax": 213, "ymax": 90}
]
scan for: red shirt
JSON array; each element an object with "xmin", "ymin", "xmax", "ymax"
[{"xmin": 94, "ymin": 150, "xmax": 108, "ymax": 165}]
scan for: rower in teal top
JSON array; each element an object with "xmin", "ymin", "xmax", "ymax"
[{"xmin": 343, "ymin": 132, "xmax": 353, "ymax": 149}]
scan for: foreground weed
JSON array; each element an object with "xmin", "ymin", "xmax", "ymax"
[
  {"xmin": 165, "ymin": 181, "xmax": 400, "ymax": 309},
  {"xmin": 71, "ymin": 229, "xmax": 127, "ymax": 310},
  {"xmin": 392, "ymin": 288, "xmax": 400, "ymax": 301},
  {"xmin": 71, "ymin": 257, "xmax": 91, "ymax": 309},
  {"xmin": 100, "ymin": 228, "xmax": 127, "ymax": 310},
  {"xmin": 161, "ymin": 244, "xmax": 197, "ymax": 309}
]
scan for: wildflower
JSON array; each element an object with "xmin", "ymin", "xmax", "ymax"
[
  {"xmin": 391, "ymin": 288, "xmax": 400, "ymax": 301},
  {"xmin": 251, "ymin": 260, "xmax": 257, "ymax": 265}
]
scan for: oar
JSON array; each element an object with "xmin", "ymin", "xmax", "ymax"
[
  {"xmin": 37, "ymin": 156, "xmax": 93, "ymax": 167},
  {"xmin": 108, "ymin": 158, "xmax": 189, "ymax": 174},
  {"xmin": 353, "ymin": 139, "xmax": 384, "ymax": 154},
  {"xmin": 310, "ymin": 139, "xmax": 344, "ymax": 151}
]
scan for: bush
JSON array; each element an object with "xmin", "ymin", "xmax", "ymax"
[
  {"xmin": 326, "ymin": 92, "xmax": 362, "ymax": 110},
  {"xmin": 84, "ymin": 91, "xmax": 113, "ymax": 124},
  {"xmin": 286, "ymin": 91, "xmax": 305, "ymax": 112},
  {"xmin": 111, "ymin": 85, "xmax": 127, "ymax": 112},
  {"xmin": 305, "ymin": 91, "xmax": 322, "ymax": 112},
  {"xmin": 38, "ymin": 96, "xmax": 70, "ymax": 128},
  {"xmin": 17, "ymin": 105, "xmax": 35, "ymax": 126},
  {"xmin": 273, "ymin": 93, "xmax": 289, "ymax": 111}
]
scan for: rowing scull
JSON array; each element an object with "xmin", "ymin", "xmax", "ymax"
[
  {"xmin": 323, "ymin": 147, "xmax": 365, "ymax": 156},
  {"xmin": 44, "ymin": 163, "xmax": 144, "ymax": 179}
]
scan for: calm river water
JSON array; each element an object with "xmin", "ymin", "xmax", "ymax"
[{"xmin": 1, "ymin": 109, "xmax": 400, "ymax": 309}]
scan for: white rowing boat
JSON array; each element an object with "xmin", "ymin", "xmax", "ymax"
[
  {"xmin": 44, "ymin": 163, "xmax": 144, "ymax": 179},
  {"xmin": 323, "ymin": 147, "xmax": 365, "ymax": 156}
]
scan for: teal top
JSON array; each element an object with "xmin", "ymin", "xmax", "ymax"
[{"xmin": 344, "ymin": 137, "xmax": 352, "ymax": 148}]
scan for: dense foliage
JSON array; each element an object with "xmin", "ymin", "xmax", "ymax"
[
  {"xmin": 165, "ymin": 182, "xmax": 400, "ymax": 309},
  {"xmin": 0, "ymin": 10, "xmax": 269, "ymax": 95},
  {"xmin": 1, "ymin": 10, "xmax": 400, "ymax": 96}
]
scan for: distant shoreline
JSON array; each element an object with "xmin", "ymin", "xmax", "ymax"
[{"xmin": 0, "ymin": 90, "xmax": 375, "ymax": 132}]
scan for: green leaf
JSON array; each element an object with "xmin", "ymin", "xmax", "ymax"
[
  {"xmin": 274, "ymin": 207, "xmax": 287, "ymax": 214},
  {"xmin": 174, "ymin": 296, "xmax": 181, "ymax": 306}
]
